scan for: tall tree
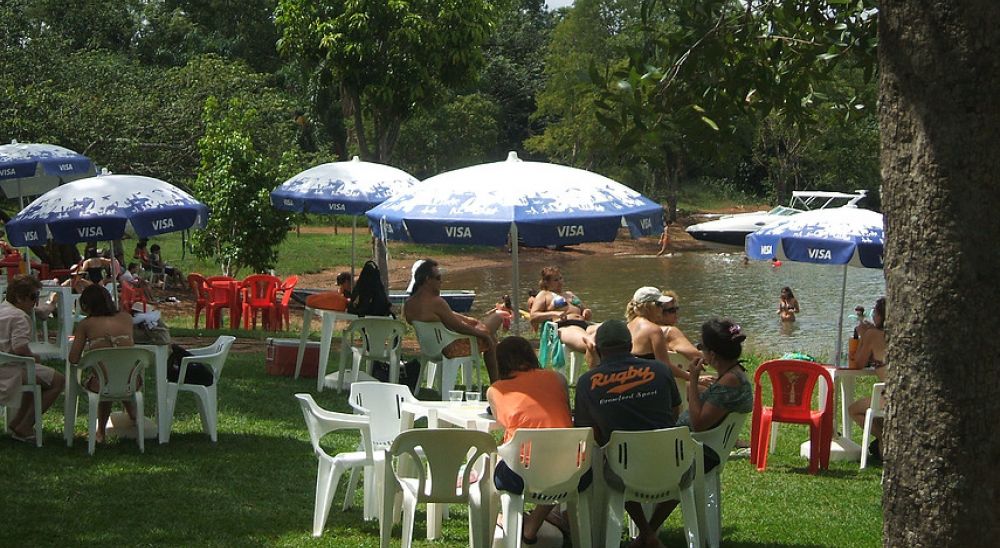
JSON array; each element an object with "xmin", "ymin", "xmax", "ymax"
[
  {"xmin": 879, "ymin": 1, "xmax": 1000, "ymax": 544},
  {"xmin": 591, "ymin": 0, "xmax": 876, "ymax": 219},
  {"xmin": 275, "ymin": 0, "xmax": 495, "ymax": 162}
]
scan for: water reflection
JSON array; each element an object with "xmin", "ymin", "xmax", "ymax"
[{"xmin": 444, "ymin": 250, "xmax": 886, "ymax": 361}]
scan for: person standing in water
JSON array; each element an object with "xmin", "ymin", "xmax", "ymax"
[
  {"xmin": 656, "ymin": 220, "xmax": 671, "ymax": 256},
  {"xmin": 777, "ymin": 286, "xmax": 800, "ymax": 322}
]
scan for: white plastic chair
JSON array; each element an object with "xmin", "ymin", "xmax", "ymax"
[
  {"xmin": 411, "ymin": 321, "xmax": 480, "ymax": 397},
  {"xmin": 325, "ymin": 317, "xmax": 406, "ymax": 393},
  {"xmin": 295, "ymin": 393, "xmax": 373, "ymax": 537},
  {"xmin": 692, "ymin": 412, "xmax": 749, "ymax": 548},
  {"xmin": 347, "ymin": 382, "xmax": 428, "ymax": 523},
  {"xmin": 540, "ymin": 321, "xmax": 586, "ymax": 385},
  {"xmin": 601, "ymin": 427, "xmax": 705, "ymax": 548},
  {"xmin": 496, "ymin": 427, "xmax": 595, "ymax": 548},
  {"xmin": 860, "ymin": 382, "xmax": 886, "ymax": 469},
  {"xmin": 74, "ymin": 347, "xmax": 154, "ymax": 455},
  {"xmin": 0, "ymin": 351, "xmax": 43, "ymax": 447},
  {"xmin": 380, "ymin": 428, "xmax": 498, "ymax": 548},
  {"xmin": 164, "ymin": 335, "xmax": 236, "ymax": 443}
]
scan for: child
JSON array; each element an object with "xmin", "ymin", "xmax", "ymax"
[{"xmin": 494, "ymin": 294, "xmax": 513, "ymax": 332}]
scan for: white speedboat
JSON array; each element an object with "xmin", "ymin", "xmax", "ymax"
[{"xmin": 686, "ymin": 190, "xmax": 868, "ymax": 246}]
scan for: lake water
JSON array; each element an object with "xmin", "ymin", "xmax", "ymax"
[{"xmin": 444, "ymin": 250, "xmax": 886, "ymax": 361}]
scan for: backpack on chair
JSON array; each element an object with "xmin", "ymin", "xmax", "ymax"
[{"xmin": 347, "ymin": 260, "xmax": 394, "ymax": 318}]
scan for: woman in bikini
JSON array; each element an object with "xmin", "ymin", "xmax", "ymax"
[
  {"xmin": 778, "ymin": 286, "xmax": 800, "ymax": 322},
  {"xmin": 528, "ymin": 266, "xmax": 598, "ymax": 362},
  {"xmin": 68, "ymin": 284, "xmax": 137, "ymax": 443},
  {"xmin": 627, "ymin": 287, "xmax": 711, "ymax": 387}
]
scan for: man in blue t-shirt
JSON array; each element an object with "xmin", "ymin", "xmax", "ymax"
[{"xmin": 574, "ymin": 319, "xmax": 681, "ymax": 547}]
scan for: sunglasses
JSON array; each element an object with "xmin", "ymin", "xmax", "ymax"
[{"xmin": 660, "ymin": 305, "xmax": 679, "ymax": 313}]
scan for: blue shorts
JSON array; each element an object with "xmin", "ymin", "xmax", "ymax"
[{"xmin": 494, "ymin": 460, "xmax": 593, "ymax": 494}]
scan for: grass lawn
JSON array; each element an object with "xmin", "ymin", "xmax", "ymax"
[{"xmin": 1, "ymin": 328, "xmax": 883, "ymax": 547}]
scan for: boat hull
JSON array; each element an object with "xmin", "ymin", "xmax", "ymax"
[
  {"xmin": 685, "ymin": 229, "xmax": 751, "ymax": 247},
  {"xmin": 292, "ymin": 289, "xmax": 476, "ymax": 313}
]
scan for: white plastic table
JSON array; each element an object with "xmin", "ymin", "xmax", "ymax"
[
  {"xmin": 798, "ymin": 365, "xmax": 880, "ymax": 462},
  {"xmin": 293, "ymin": 306, "xmax": 357, "ymax": 391}
]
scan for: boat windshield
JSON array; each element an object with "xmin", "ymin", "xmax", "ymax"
[{"xmin": 767, "ymin": 206, "xmax": 801, "ymax": 216}]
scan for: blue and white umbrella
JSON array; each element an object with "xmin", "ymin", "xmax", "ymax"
[
  {"xmin": 366, "ymin": 152, "xmax": 664, "ymax": 328},
  {"xmin": 0, "ymin": 141, "xmax": 96, "ymax": 204},
  {"xmin": 271, "ymin": 156, "xmax": 419, "ymax": 277},
  {"xmin": 746, "ymin": 206, "xmax": 884, "ymax": 364},
  {"xmin": 5, "ymin": 174, "xmax": 209, "ymax": 247},
  {"xmin": 271, "ymin": 156, "xmax": 418, "ymax": 215}
]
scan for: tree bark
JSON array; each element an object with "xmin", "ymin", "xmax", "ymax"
[{"xmin": 879, "ymin": 1, "xmax": 1000, "ymax": 545}]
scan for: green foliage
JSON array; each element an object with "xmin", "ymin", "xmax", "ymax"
[
  {"xmin": 395, "ymin": 93, "xmax": 502, "ymax": 178},
  {"xmin": 275, "ymin": 0, "xmax": 497, "ymax": 162},
  {"xmin": 190, "ymin": 97, "xmax": 292, "ymax": 276}
]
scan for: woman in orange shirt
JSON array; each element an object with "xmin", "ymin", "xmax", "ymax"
[{"xmin": 487, "ymin": 336, "xmax": 577, "ymax": 544}]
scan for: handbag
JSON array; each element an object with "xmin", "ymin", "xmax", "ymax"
[
  {"xmin": 167, "ymin": 344, "xmax": 214, "ymax": 386},
  {"xmin": 133, "ymin": 318, "xmax": 172, "ymax": 345}
]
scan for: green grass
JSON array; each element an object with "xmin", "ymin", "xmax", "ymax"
[
  {"xmin": 676, "ymin": 178, "xmax": 770, "ymax": 214},
  {"xmin": 1, "ymin": 340, "xmax": 882, "ymax": 547},
  {"xmin": 144, "ymin": 228, "xmax": 494, "ymax": 279}
]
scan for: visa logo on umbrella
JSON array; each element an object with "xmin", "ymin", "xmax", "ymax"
[
  {"xmin": 759, "ymin": 245, "xmax": 773, "ymax": 255},
  {"xmin": 445, "ymin": 226, "xmax": 472, "ymax": 238},
  {"xmin": 557, "ymin": 225, "xmax": 584, "ymax": 237},
  {"xmin": 327, "ymin": 203, "xmax": 346, "ymax": 211},
  {"xmin": 77, "ymin": 226, "xmax": 104, "ymax": 238},
  {"xmin": 23, "ymin": 231, "xmax": 40, "ymax": 242},
  {"xmin": 58, "ymin": 163, "xmax": 74, "ymax": 172},
  {"xmin": 152, "ymin": 218, "xmax": 175, "ymax": 230},
  {"xmin": 808, "ymin": 248, "xmax": 832, "ymax": 260},
  {"xmin": 0, "ymin": 168, "xmax": 15, "ymax": 177},
  {"xmin": 640, "ymin": 218, "xmax": 653, "ymax": 230}
]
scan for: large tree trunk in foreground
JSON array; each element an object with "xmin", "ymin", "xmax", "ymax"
[{"xmin": 879, "ymin": 1, "xmax": 1000, "ymax": 545}]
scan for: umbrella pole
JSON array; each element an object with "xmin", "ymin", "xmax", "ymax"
[
  {"xmin": 351, "ymin": 215, "xmax": 357, "ymax": 281},
  {"xmin": 833, "ymin": 264, "xmax": 849, "ymax": 366},
  {"xmin": 510, "ymin": 223, "xmax": 520, "ymax": 335}
]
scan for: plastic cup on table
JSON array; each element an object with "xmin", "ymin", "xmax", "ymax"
[
  {"xmin": 465, "ymin": 391, "xmax": 481, "ymax": 402},
  {"xmin": 448, "ymin": 390, "xmax": 464, "ymax": 402}
]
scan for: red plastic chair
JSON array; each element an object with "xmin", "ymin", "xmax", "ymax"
[
  {"xmin": 241, "ymin": 274, "xmax": 281, "ymax": 330},
  {"xmin": 750, "ymin": 359, "xmax": 834, "ymax": 474},
  {"xmin": 272, "ymin": 275, "xmax": 299, "ymax": 331},
  {"xmin": 188, "ymin": 273, "xmax": 210, "ymax": 328},
  {"xmin": 205, "ymin": 276, "xmax": 240, "ymax": 329},
  {"xmin": 119, "ymin": 281, "xmax": 148, "ymax": 313}
]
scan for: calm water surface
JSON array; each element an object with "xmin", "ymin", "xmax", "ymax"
[{"xmin": 443, "ymin": 250, "xmax": 886, "ymax": 361}]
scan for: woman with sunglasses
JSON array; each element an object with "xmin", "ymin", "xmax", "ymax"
[
  {"xmin": 679, "ymin": 318, "xmax": 754, "ymax": 471},
  {"xmin": 657, "ymin": 290, "xmax": 704, "ymax": 363},
  {"xmin": 626, "ymin": 287, "xmax": 709, "ymax": 388}
]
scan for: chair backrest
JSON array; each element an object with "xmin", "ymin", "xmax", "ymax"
[
  {"xmin": 78, "ymin": 347, "xmax": 155, "ymax": 400},
  {"xmin": 119, "ymin": 281, "xmax": 145, "ymax": 312},
  {"xmin": 870, "ymin": 382, "xmax": 886, "ymax": 418},
  {"xmin": 692, "ymin": 412, "xmax": 749, "ymax": 473},
  {"xmin": 296, "ymin": 393, "xmax": 372, "ymax": 461},
  {"xmin": 242, "ymin": 274, "xmax": 281, "ymax": 305},
  {"xmin": 753, "ymin": 359, "xmax": 833, "ymax": 422},
  {"xmin": 605, "ymin": 426, "xmax": 700, "ymax": 501},
  {"xmin": 389, "ymin": 428, "xmax": 497, "ymax": 503},
  {"xmin": 411, "ymin": 321, "xmax": 477, "ymax": 360},
  {"xmin": 278, "ymin": 275, "xmax": 299, "ymax": 305},
  {"xmin": 188, "ymin": 273, "xmax": 209, "ymax": 302},
  {"xmin": 497, "ymin": 427, "xmax": 594, "ymax": 502},
  {"xmin": 191, "ymin": 335, "xmax": 237, "ymax": 379},
  {"xmin": 349, "ymin": 381, "xmax": 418, "ymax": 451},
  {"xmin": 346, "ymin": 317, "xmax": 406, "ymax": 362}
]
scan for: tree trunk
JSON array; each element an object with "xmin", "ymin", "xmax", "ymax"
[{"xmin": 879, "ymin": 1, "xmax": 1000, "ymax": 545}]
